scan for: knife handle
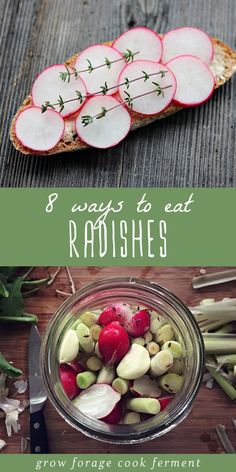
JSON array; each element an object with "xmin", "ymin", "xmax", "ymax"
[{"xmin": 30, "ymin": 410, "xmax": 49, "ymax": 454}]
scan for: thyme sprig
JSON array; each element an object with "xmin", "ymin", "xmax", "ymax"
[
  {"xmin": 41, "ymin": 69, "xmax": 169, "ymax": 113},
  {"xmin": 81, "ymin": 84, "xmax": 173, "ymax": 127},
  {"xmin": 60, "ymin": 49, "xmax": 140, "ymax": 83}
]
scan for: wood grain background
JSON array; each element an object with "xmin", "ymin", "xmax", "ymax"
[
  {"xmin": 0, "ymin": 266, "xmax": 236, "ymax": 454},
  {"xmin": 0, "ymin": 0, "xmax": 236, "ymax": 188}
]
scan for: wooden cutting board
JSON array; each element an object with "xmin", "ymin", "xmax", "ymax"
[{"xmin": 0, "ymin": 266, "xmax": 236, "ymax": 454}]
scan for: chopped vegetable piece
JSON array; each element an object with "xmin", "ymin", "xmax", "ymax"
[
  {"xmin": 73, "ymin": 384, "xmax": 121, "ymax": 419},
  {"xmin": 86, "ymin": 356, "xmax": 103, "ymax": 372},
  {"xmin": 101, "ymin": 402, "xmax": 123, "ymax": 424},
  {"xmin": 131, "ymin": 337, "xmax": 145, "ymax": 346},
  {"xmin": 131, "ymin": 375, "xmax": 161, "ymax": 398},
  {"xmin": 159, "ymin": 373, "xmax": 184, "ymax": 394},
  {"xmin": 150, "ymin": 349, "xmax": 173, "ymax": 376},
  {"xmin": 76, "ymin": 323, "xmax": 94, "ymax": 353},
  {"xmin": 76, "ymin": 371, "xmax": 97, "ymax": 389},
  {"xmin": 112, "ymin": 378, "xmax": 130, "ymax": 395},
  {"xmin": 126, "ymin": 398, "xmax": 160, "ymax": 415},
  {"xmin": 97, "ymin": 366, "xmax": 115, "ymax": 385},
  {"xmin": 123, "ymin": 412, "xmax": 141, "ymax": 424},
  {"xmin": 59, "ymin": 329, "xmax": 79, "ymax": 363},
  {"xmin": 155, "ymin": 324, "xmax": 175, "ymax": 344},
  {"xmin": 90, "ymin": 324, "xmax": 102, "ymax": 341},
  {"xmin": 162, "ymin": 341, "xmax": 183, "ymax": 359},
  {"xmin": 117, "ymin": 344, "xmax": 150, "ymax": 380},
  {"xmin": 205, "ymin": 357, "xmax": 236, "ymax": 400},
  {"xmin": 147, "ymin": 341, "xmax": 160, "ymax": 356}
]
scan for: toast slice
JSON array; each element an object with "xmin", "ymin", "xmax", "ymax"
[{"xmin": 10, "ymin": 38, "xmax": 236, "ymax": 156}]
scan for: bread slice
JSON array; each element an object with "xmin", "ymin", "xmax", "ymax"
[{"xmin": 10, "ymin": 38, "xmax": 236, "ymax": 156}]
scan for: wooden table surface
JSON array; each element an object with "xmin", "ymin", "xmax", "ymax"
[
  {"xmin": 0, "ymin": 0, "xmax": 236, "ymax": 188},
  {"xmin": 0, "ymin": 266, "xmax": 236, "ymax": 454}
]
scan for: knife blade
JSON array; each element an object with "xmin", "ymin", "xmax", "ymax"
[{"xmin": 28, "ymin": 325, "xmax": 49, "ymax": 453}]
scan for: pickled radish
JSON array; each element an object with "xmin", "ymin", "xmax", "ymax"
[
  {"xmin": 113, "ymin": 27, "xmax": 163, "ymax": 62},
  {"xmin": 32, "ymin": 64, "xmax": 87, "ymax": 117},
  {"xmin": 162, "ymin": 27, "xmax": 214, "ymax": 65},
  {"xmin": 59, "ymin": 364, "xmax": 80, "ymax": 400},
  {"xmin": 118, "ymin": 60, "xmax": 176, "ymax": 115},
  {"xmin": 76, "ymin": 96, "xmax": 131, "ymax": 149},
  {"xmin": 166, "ymin": 55, "xmax": 215, "ymax": 107},
  {"xmin": 125, "ymin": 309, "xmax": 150, "ymax": 337},
  {"xmin": 98, "ymin": 322, "xmax": 130, "ymax": 365},
  {"xmin": 101, "ymin": 402, "xmax": 123, "ymax": 424},
  {"xmin": 73, "ymin": 384, "xmax": 121, "ymax": 419},
  {"xmin": 75, "ymin": 44, "xmax": 124, "ymax": 95},
  {"xmin": 15, "ymin": 106, "xmax": 64, "ymax": 152}
]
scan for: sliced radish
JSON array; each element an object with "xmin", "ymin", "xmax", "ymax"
[
  {"xmin": 73, "ymin": 384, "xmax": 121, "ymax": 419},
  {"xmin": 68, "ymin": 360, "xmax": 85, "ymax": 374},
  {"xmin": 159, "ymin": 396, "xmax": 174, "ymax": 411},
  {"xmin": 75, "ymin": 45, "xmax": 124, "ymax": 95},
  {"xmin": 125, "ymin": 309, "xmax": 150, "ymax": 337},
  {"xmin": 162, "ymin": 27, "xmax": 214, "ymax": 65},
  {"xmin": 98, "ymin": 322, "xmax": 130, "ymax": 365},
  {"xmin": 15, "ymin": 106, "xmax": 64, "ymax": 151},
  {"xmin": 59, "ymin": 364, "xmax": 80, "ymax": 400},
  {"xmin": 32, "ymin": 64, "xmax": 87, "ymax": 118},
  {"xmin": 76, "ymin": 96, "xmax": 131, "ymax": 149},
  {"xmin": 101, "ymin": 401, "xmax": 123, "ymax": 424},
  {"xmin": 166, "ymin": 55, "xmax": 215, "ymax": 107},
  {"xmin": 131, "ymin": 375, "xmax": 161, "ymax": 398},
  {"xmin": 113, "ymin": 27, "xmax": 162, "ymax": 62},
  {"xmin": 118, "ymin": 60, "xmax": 176, "ymax": 115}
]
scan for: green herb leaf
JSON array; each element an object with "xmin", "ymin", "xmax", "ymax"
[{"xmin": 0, "ymin": 352, "xmax": 22, "ymax": 377}]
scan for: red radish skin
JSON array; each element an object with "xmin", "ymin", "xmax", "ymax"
[
  {"xmin": 166, "ymin": 55, "xmax": 215, "ymax": 108},
  {"xmin": 125, "ymin": 310, "xmax": 150, "ymax": 337},
  {"xmin": 99, "ymin": 307, "xmax": 118, "ymax": 326},
  {"xmin": 32, "ymin": 64, "xmax": 87, "ymax": 118},
  {"xmin": 113, "ymin": 27, "xmax": 163, "ymax": 62},
  {"xmin": 68, "ymin": 360, "xmax": 85, "ymax": 374},
  {"xmin": 159, "ymin": 396, "xmax": 174, "ymax": 411},
  {"xmin": 162, "ymin": 27, "xmax": 214, "ymax": 65},
  {"xmin": 101, "ymin": 402, "xmax": 123, "ymax": 424},
  {"xmin": 59, "ymin": 364, "xmax": 80, "ymax": 400},
  {"xmin": 113, "ymin": 304, "xmax": 133, "ymax": 324},
  {"xmin": 75, "ymin": 44, "xmax": 125, "ymax": 95},
  {"xmin": 15, "ymin": 106, "xmax": 65, "ymax": 152},
  {"xmin": 76, "ymin": 96, "xmax": 131, "ymax": 149},
  {"xmin": 118, "ymin": 60, "xmax": 176, "ymax": 116},
  {"xmin": 73, "ymin": 384, "xmax": 121, "ymax": 419},
  {"xmin": 98, "ymin": 322, "xmax": 130, "ymax": 365}
]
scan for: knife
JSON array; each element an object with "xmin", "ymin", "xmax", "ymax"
[{"xmin": 28, "ymin": 325, "xmax": 49, "ymax": 453}]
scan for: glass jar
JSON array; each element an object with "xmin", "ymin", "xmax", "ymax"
[{"xmin": 41, "ymin": 277, "xmax": 204, "ymax": 444}]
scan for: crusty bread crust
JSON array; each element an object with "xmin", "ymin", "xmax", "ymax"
[{"xmin": 10, "ymin": 38, "xmax": 236, "ymax": 156}]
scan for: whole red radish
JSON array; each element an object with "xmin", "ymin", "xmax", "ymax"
[
  {"xmin": 101, "ymin": 401, "xmax": 123, "ymax": 424},
  {"xmin": 98, "ymin": 322, "xmax": 130, "ymax": 365},
  {"xmin": 125, "ymin": 309, "xmax": 150, "ymax": 337},
  {"xmin": 159, "ymin": 396, "xmax": 174, "ymax": 411},
  {"xmin": 99, "ymin": 306, "xmax": 118, "ymax": 326},
  {"xmin": 59, "ymin": 364, "xmax": 80, "ymax": 400}
]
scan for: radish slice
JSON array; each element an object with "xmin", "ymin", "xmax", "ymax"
[
  {"xmin": 15, "ymin": 106, "xmax": 64, "ymax": 151},
  {"xmin": 113, "ymin": 27, "xmax": 163, "ymax": 62},
  {"xmin": 32, "ymin": 65, "xmax": 87, "ymax": 118},
  {"xmin": 166, "ymin": 55, "xmax": 215, "ymax": 107},
  {"xmin": 75, "ymin": 45, "xmax": 124, "ymax": 95},
  {"xmin": 118, "ymin": 60, "xmax": 176, "ymax": 115},
  {"xmin": 73, "ymin": 384, "xmax": 121, "ymax": 419},
  {"xmin": 76, "ymin": 96, "xmax": 131, "ymax": 149},
  {"xmin": 162, "ymin": 27, "xmax": 214, "ymax": 65},
  {"xmin": 131, "ymin": 375, "xmax": 161, "ymax": 398}
]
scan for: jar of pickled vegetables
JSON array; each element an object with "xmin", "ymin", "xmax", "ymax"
[{"xmin": 41, "ymin": 277, "xmax": 204, "ymax": 444}]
